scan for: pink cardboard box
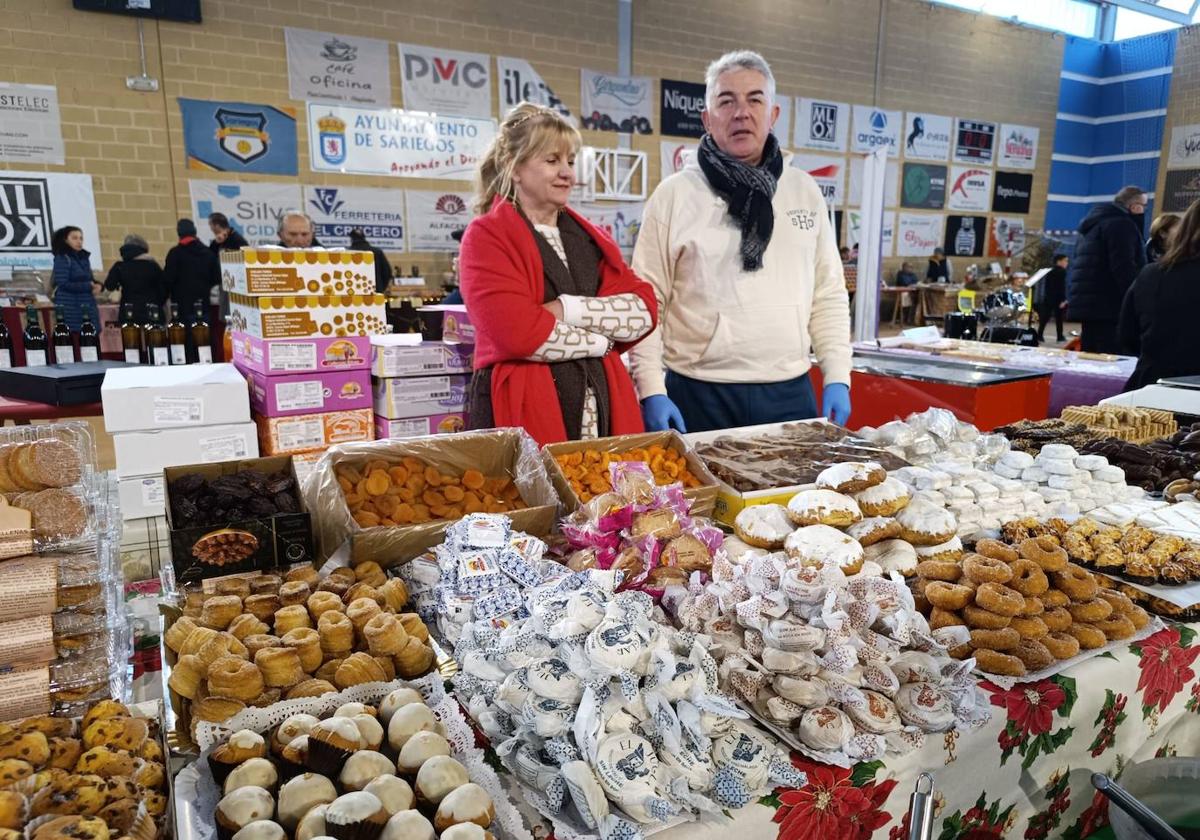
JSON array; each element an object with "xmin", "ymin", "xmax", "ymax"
[
  {"xmin": 419, "ymin": 304, "xmax": 475, "ymax": 344},
  {"xmin": 370, "ymin": 336, "xmax": 474, "ymax": 378},
  {"xmin": 375, "ymin": 414, "xmax": 467, "ymax": 439},
  {"xmin": 231, "ymin": 332, "xmax": 371, "ymax": 376},
  {"xmin": 243, "ymin": 366, "xmax": 372, "ymax": 418}
]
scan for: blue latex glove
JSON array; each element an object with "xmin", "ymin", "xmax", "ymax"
[
  {"xmin": 641, "ymin": 395, "xmax": 687, "ymax": 433},
  {"xmin": 823, "ymin": 383, "xmax": 852, "ymax": 426}
]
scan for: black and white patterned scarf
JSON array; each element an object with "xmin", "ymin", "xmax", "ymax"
[{"xmin": 697, "ymin": 131, "xmax": 784, "ymax": 272}]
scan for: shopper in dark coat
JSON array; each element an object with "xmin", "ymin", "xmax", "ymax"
[
  {"xmin": 50, "ymin": 226, "xmax": 101, "ymax": 331},
  {"xmin": 104, "ymin": 234, "xmax": 165, "ymax": 324},
  {"xmin": 1119, "ymin": 199, "xmax": 1200, "ymax": 390},
  {"xmin": 163, "ymin": 219, "xmax": 219, "ymax": 325},
  {"xmin": 348, "ymin": 229, "xmax": 394, "ymax": 294},
  {"xmin": 1035, "ymin": 254, "xmax": 1069, "ymax": 343},
  {"xmin": 1066, "ymin": 186, "xmax": 1147, "ymax": 353},
  {"xmin": 207, "ymin": 212, "xmax": 249, "ymax": 256}
]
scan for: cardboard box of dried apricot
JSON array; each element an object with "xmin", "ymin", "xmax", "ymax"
[
  {"xmin": 221, "ymin": 247, "xmax": 377, "ymax": 296},
  {"xmin": 303, "ymin": 428, "xmax": 560, "ymax": 564},
  {"xmin": 542, "ymin": 430, "xmax": 720, "ymax": 517}
]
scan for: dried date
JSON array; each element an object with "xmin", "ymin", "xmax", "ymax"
[{"xmin": 168, "ymin": 466, "xmax": 302, "ymax": 528}]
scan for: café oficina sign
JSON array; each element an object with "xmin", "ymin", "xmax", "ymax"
[{"xmin": 307, "ymin": 104, "xmax": 497, "ymax": 180}]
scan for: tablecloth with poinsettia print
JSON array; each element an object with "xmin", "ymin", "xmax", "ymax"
[{"xmin": 521, "ymin": 624, "xmax": 1200, "ymax": 840}]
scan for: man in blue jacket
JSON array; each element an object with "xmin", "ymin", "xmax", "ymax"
[{"xmin": 1066, "ymin": 186, "xmax": 1147, "ymax": 353}]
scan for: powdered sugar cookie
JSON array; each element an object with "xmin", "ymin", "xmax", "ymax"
[
  {"xmin": 786, "ymin": 489, "xmax": 862, "ymax": 528},
  {"xmin": 863, "ymin": 539, "xmax": 919, "ymax": 577},
  {"xmin": 733, "ymin": 504, "xmax": 794, "ymax": 550},
  {"xmin": 855, "ymin": 477, "xmax": 911, "ymax": 517},
  {"xmin": 815, "ymin": 462, "xmax": 886, "ymax": 494},
  {"xmin": 784, "ymin": 524, "xmax": 865, "ymax": 574},
  {"xmin": 845, "ymin": 517, "xmax": 900, "ymax": 547},
  {"xmin": 895, "ymin": 502, "xmax": 957, "ymax": 546}
]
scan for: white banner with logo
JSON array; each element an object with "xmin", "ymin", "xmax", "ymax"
[
  {"xmin": 398, "ymin": 44, "xmax": 492, "ymax": 118},
  {"xmin": 989, "ymin": 216, "xmax": 1026, "ymax": 258},
  {"xmin": 189, "ymin": 180, "xmax": 302, "ymax": 247},
  {"xmin": 998, "ymin": 123, "xmax": 1039, "ymax": 170},
  {"xmin": 580, "ymin": 70, "xmax": 653, "ymax": 134},
  {"xmin": 851, "ymin": 105, "xmax": 901, "ymax": 157},
  {"xmin": 947, "ymin": 165, "xmax": 993, "ymax": 212},
  {"xmin": 405, "ymin": 190, "xmax": 473, "ymax": 252},
  {"xmin": 1168, "ymin": 123, "xmax": 1200, "ymax": 169},
  {"xmin": 660, "ymin": 141, "xmax": 696, "ymax": 180},
  {"xmin": 896, "ymin": 213, "xmax": 945, "ymax": 257},
  {"xmin": 302, "ymin": 185, "xmax": 406, "ymax": 251},
  {"xmin": 796, "ymin": 98, "xmax": 849, "ymax": 153},
  {"xmin": 575, "ymin": 201, "xmax": 644, "ymax": 254},
  {"xmin": 0, "ymin": 84, "xmax": 64, "ymax": 165},
  {"xmin": 0, "ymin": 171, "xmax": 99, "ymax": 270},
  {"xmin": 849, "ymin": 157, "xmax": 898, "ymax": 208},
  {"xmin": 496, "ymin": 57, "xmax": 573, "ymax": 122},
  {"xmin": 902, "ymin": 112, "xmax": 952, "ymax": 162},
  {"xmin": 307, "ymin": 104, "xmax": 496, "ymax": 180},
  {"xmin": 847, "ymin": 209, "xmax": 895, "ymax": 255},
  {"xmin": 284, "ymin": 27, "xmax": 391, "ymax": 107},
  {"xmin": 774, "ymin": 95, "xmax": 792, "ymax": 146},
  {"xmin": 793, "ymin": 153, "xmax": 845, "ymax": 206}
]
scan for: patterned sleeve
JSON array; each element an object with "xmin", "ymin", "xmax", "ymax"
[
  {"xmin": 525, "ymin": 321, "xmax": 611, "ymax": 362},
  {"xmin": 556, "ymin": 293, "xmax": 654, "ymax": 341}
]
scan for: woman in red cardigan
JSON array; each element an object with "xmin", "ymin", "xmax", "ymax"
[{"xmin": 458, "ymin": 103, "xmax": 659, "ymax": 445}]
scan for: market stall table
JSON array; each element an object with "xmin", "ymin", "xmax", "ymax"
[
  {"xmin": 0, "ymin": 393, "xmax": 102, "ymax": 423},
  {"xmin": 915, "ymin": 282, "xmax": 965, "ymax": 325}
]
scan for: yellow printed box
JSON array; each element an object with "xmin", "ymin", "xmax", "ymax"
[
  {"xmin": 230, "ymin": 292, "xmax": 389, "ymax": 340},
  {"xmin": 221, "ymin": 248, "xmax": 376, "ymax": 296}
]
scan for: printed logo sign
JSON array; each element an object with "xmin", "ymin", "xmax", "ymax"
[
  {"xmin": 846, "ymin": 209, "xmax": 895, "ymax": 255},
  {"xmin": 793, "ymin": 154, "xmax": 845, "ymax": 205},
  {"xmin": 1168, "ymin": 124, "xmax": 1200, "ymax": 169},
  {"xmin": 302, "ymin": 186, "xmax": 406, "ymax": 251},
  {"xmin": 405, "ymin": 190, "xmax": 472, "ymax": 252},
  {"xmin": 944, "ymin": 215, "xmax": 986, "ymax": 257},
  {"xmin": 659, "ymin": 79, "xmax": 705, "ymax": 139},
  {"xmin": 848, "ymin": 157, "xmax": 899, "ymax": 208},
  {"xmin": 581, "ymin": 70, "xmax": 653, "ymax": 134},
  {"xmin": 576, "ymin": 201, "xmax": 644, "ymax": 254},
  {"xmin": 998, "ymin": 123, "xmax": 1038, "ymax": 170},
  {"xmin": 851, "ymin": 105, "xmax": 900, "ymax": 157},
  {"xmin": 796, "ymin": 98, "xmax": 848, "ymax": 153},
  {"xmin": 189, "ymin": 180, "xmax": 302, "ymax": 247},
  {"xmin": 903, "ymin": 113, "xmax": 952, "ymax": 161},
  {"xmin": 0, "ymin": 172, "xmax": 101, "ymax": 270},
  {"xmin": 660, "ymin": 141, "xmax": 696, "ymax": 179},
  {"xmin": 1163, "ymin": 168, "xmax": 1200, "ymax": 212},
  {"xmin": 954, "ymin": 119, "xmax": 996, "ymax": 165},
  {"xmin": 307, "ymin": 104, "xmax": 496, "ymax": 180},
  {"xmin": 989, "ymin": 217, "xmax": 1026, "ymax": 257},
  {"xmin": 897, "ymin": 213, "xmax": 945, "ymax": 257},
  {"xmin": 285, "ymin": 28, "xmax": 391, "ymax": 107},
  {"xmin": 0, "ymin": 83, "xmax": 64, "ymax": 165},
  {"xmin": 901, "ymin": 163, "xmax": 947, "ymax": 210},
  {"xmin": 398, "ymin": 44, "xmax": 492, "ymax": 118},
  {"xmin": 179, "ymin": 98, "xmax": 298, "ymax": 175},
  {"xmin": 497, "ymin": 57, "xmax": 573, "ymax": 122},
  {"xmin": 992, "ymin": 170, "xmax": 1033, "ymax": 214},
  {"xmin": 948, "ymin": 166, "xmax": 993, "ymax": 212}
]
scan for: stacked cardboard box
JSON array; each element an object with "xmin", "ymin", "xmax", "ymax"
[{"xmin": 370, "ymin": 333, "xmax": 472, "ymax": 439}]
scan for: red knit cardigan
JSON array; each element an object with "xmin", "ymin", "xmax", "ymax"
[{"xmin": 458, "ymin": 197, "xmax": 658, "ymax": 445}]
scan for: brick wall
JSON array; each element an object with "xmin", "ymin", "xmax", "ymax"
[
  {"xmin": 1, "ymin": 0, "xmax": 1065, "ymax": 281},
  {"xmin": 1157, "ymin": 25, "xmax": 1200, "ymax": 212}
]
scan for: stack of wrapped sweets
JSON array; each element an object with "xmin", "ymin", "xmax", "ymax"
[
  {"xmin": 857, "ymin": 408, "xmax": 1009, "ymax": 468},
  {"xmin": 453, "ymin": 569, "xmax": 806, "ymax": 839}
]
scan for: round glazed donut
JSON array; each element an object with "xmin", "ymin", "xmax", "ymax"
[
  {"xmin": 974, "ymin": 539, "xmax": 1018, "ymax": 564},
  {"xmin": 929, "ymin": 607, "xmax": 965, "ymax": 630},
  {"xmin": 916, "ymin": 560, "xmax": 961, "ymax": 582},
  {"xmin": 1012, "ymin": 639, "xmax": 1055, "ymax": 672},
  {"xmin": 974, "ymin": 582, "xmax": 1024, "ymax": 617},
  {"xmin": 962, "ymin": 554, "xmax": 1013, "ymax": 585},
  {"xmin": 1008, "ymin": 560, "xmax": 1049, "ymax": 596},
  {"xmin": 1095, "ymin": 615, "xmax": 1136, "ymax": 640},
  {"xmin": 1042, "ymin": 607, "xmax": 1072, "ymax": 632},
  {"xmin": 962, "ymin": 604, "xmax": 1012, "ymax": 630},
  {"xmin": 1068, "ymin": 598, "xmax": 1113, "ymax": 623},
  {"xmin": 1052, "ymin": 565, "xmax": 1098, "ymax": 601},
  {"xmin": 1043, "ymin": 589, "xmax": 1071, "ymax": 608},
  {"xmin": 1065, "ymin": 622, "xmax": 1107, "ymax": 650},
  {"xmin": 1010, "ymin": 615, "xmax": 1049, "ymax": 639},
  {"xmin": 1127, "ymin": 605, "xmax": 1151, "ymax": 630},
  {"xmin": 974, "ymin": 648, "xmax": 1026, "ymax": 676},
  {"xmin": 969, "ymin": 627, "xmax": 1020, "ymax": 651},
  {"xmin": 926, "ymin": 582, "xmax": 974, "ymax": 611},
  {"xmin": 1042, "ymin": 631, "xmax": 1080, "ymax": 660},
  {"xmin": 1019, "ymin": 595, "xmax": 1045, "ymax": 617},
  {"xmin": 1097, "ymin": 589, "xmax": 1135, "ymax": 615},
  {"xmin": 1019, "ymin": 537, "xmax": 1069, "ymax": 572}
]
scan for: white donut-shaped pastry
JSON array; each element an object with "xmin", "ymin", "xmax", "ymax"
[
  {"xmin": 786, "ymin": 489, "xmax": 863, "ymax": 527},
  {"xmin": 894, "ymin": 502, "xmax": 958, "ymax": 546},
  {"xmin": 784, "ymin": 524, "xmax": 865, "ymax": 573},
  {"xmin": 815, "ymin": 461, "xmax": 886, "ymax": 493},
  {"xmin": 845, "ymin": 516, "xmax": 901, "ymax": 547},
  {"xmin": 733, "ymin": 504, "xmax": 795, "ymax": 549},
  {"xmin": 855, "ymin": 477, "xmax": 912, "ymax": 517},
  {"xmin": 862, "ymin": 539, "xmax": 918, "ymax": 577}
]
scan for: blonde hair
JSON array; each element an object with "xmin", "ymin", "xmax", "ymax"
[{"xmin": 474, "ymin": 103, "xmax": 581, "ymax": 215}]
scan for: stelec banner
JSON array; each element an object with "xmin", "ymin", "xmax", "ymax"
[
  {"xmin": 179, "ymin": 98, "xmax": 297, "ymax": 175},
  {"xmin": 303, "ymin": 185, "xmax": 405, "ymax": 250},
  {"xmin": 0, "ymin": 83, "xmax": 64, "ymax": 166},
  {"xmin": 0, "ymin": 171, "xmax": 100, "ymax": 270},
  {"xmin": 398, "ymin": 44, "xmax": 492, "ymax": 118},
  {"xmin": 903, "ymin": 112, "xmax": 952, "ymax": 162},
  {"xmin": 496, "ymin": 57, "xmax": 573, "ymax": 122},
  {"xmin": 189, "ymin": 180, "xmax": 302, "ymax": 246},
  {"xmin": 796, "ymin": 98, "xmax": 848, "ymax": 153},
  {"xmin": 405, "ymin": 190, "xmax": 473, "ymax": 252},
  {"xmin": 580, "ymin": 70, "xmax": 653, "ymax": 135},
  {"xmin": 659, "ymin": 79, "xmax": 705, "ymax": 139},
  {"xmin": 285, "ymin": 28, "xmax": 391, "ymax": 107},
  {"xmin": 307, "ymin": 104, "xmax": 496, "ymax": 180}
]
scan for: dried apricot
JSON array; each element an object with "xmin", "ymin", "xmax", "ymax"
[
  {"xmin": 430, "ymin": 504, "xmax": 450, "ymax": 518},
  {"xmin": 443, "ymin": 485, "xmax": 465, "ymax": 502},
  {"xmin": 365, "ymin": 470, "xmax": 390, "ymax": 496},
  {"xmin": 402, "ymin": 457, "xmax": 424, "ymax": 472},
  {"xmin": 353, "ymin": 510, "xmax": 380, "ymax": 527},
  {"xmin": 394, "ymin": 503, "xmax": 414, "ymax": 524},
  {"xmin": 462, "ymin": 470, "xmax": 485, "ymax": 490},
  {"xmin": 424, "ymin": 466, "xmax": 442, "ymax": 486},
  {"xmin": 337, "ymin": 476, "xmax": 353, "ymax": 494},
  {"xmin": 388, "ymin": 466, "xmax": 409, "ymax": 485}
]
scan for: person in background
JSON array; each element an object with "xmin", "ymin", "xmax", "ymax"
[
  {"xmin": 1067, "ymin": 185, "xmax": 1147, "ymax": 353},
  {"xmin": 440, "ymin": 228, "xmax": 466, "ymax": 305},
  {"xmin": 1146, "ymin": 213, "xmax": 1180, "ymax": 263},
  {"xmin": 1035, "ymin": 253, "xmax": 1069, "ymax": 344},
  {"xmin": 103, "ymin": 234, "xmax": 165, "ymax": 324},
  {"xmin": 926, "ymin": 247, "xmax": 951, "ymax": 283},
  {"xmin": 50, "ymin": 226, "xmax": 101, "ymax": 331},
  {"xmin": 895, "ymin": 261, "xmax": 919, "ymax": 325},
  {"xmin": 459, "ymin": 103, "xmax": 658, "ymax": 445},
  {"xmin": 348, "ymin": 229, "xmax": 394, "ymax": 294},
  {"xmin": 277, "ymin": 212, "xmax": 320, "ymax": 248},
  {"xmin": 629, "ymin": 50, "xmax": 851, "ymax": 433},
  {"xmin": 1119, "ymin": 198, "xmax": 1200, "ymax": 389},
  {"xmin": 207, "ymin": 212, "xmax": 248, "ymax": 256},
  {"xmin": 163, "ymin": 219, "xmax": 219, "ymax": 325},
  {"xmin": 839, "ymin": 246, "xmax": 851, "ymax": 261}
]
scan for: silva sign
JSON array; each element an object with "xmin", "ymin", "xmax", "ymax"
[{"xmin": 851, "ymin": 106, "xmax": 900, "ymax": 157}]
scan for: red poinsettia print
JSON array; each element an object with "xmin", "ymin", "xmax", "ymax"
[
  {"xmin": 1062, "ymin": 788, "xmax": 1110, "ymax": 840},
  {"xmin": 1088, "ymin": 690, "xmax": 1128, "ymax": 758},
  {"xmin": 1187, "ymin": 681, "xmax": 1200, "ymax": 714},
  {"xmin": 1024, "ymin": 770, "xmax": 1071, "ymax": 840},
  {"xmin": 937, "ymin": 791, "xmax": 1015, "ymax": 840},
  {"xmin": 1132, "ymin": 625, "xmax": 1200, "ymax": 717},
  {"xmin": 982, "ymin": 677, "xmax": 1077, "ymax": 770},
  {"xmin": 772, "ymin": 757, "xmax": 898, "ymax": 840}
]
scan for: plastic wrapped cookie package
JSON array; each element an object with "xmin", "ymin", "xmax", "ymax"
[{"xmin": 858, "ymin": 408, "xmax": 1010, "ymax": 469}]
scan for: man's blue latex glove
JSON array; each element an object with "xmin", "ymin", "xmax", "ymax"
[
  {"xmin": 823, "ymin": 383, "xmax": 852, "ymax": 426},
  {"xmin": 642, "ymin": 395, "xmax": 687, "ymax": 433}
]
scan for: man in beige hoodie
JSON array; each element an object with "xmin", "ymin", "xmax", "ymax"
[{"xmin": 630, "ymin": 51, "xmax": 853, "ymax": 433}]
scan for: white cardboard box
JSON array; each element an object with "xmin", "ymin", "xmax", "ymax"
[
  {"xmin": 101, "ymin": 363, "xmax": 251, "ymax": 433},
  {"xmin": 112, "ymin": 422, "xmax": 259, "ymax": 478},
  {"xmin": 118, "ymin": 475, "xmax": 167, "ymax": 520}
]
